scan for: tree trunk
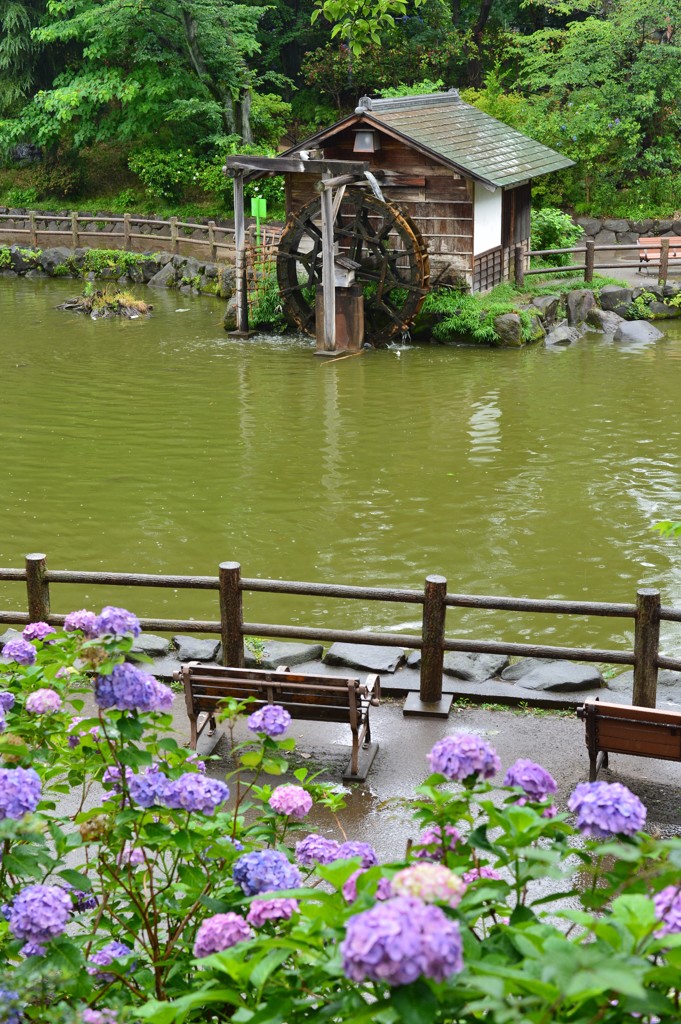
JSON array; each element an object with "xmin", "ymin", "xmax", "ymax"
[{"xmin": 240, "ymin": 89, "xmax": 253, "ymax": 144}]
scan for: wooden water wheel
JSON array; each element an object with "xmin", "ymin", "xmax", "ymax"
[{"xmin": 276, "ymin": 187, "xmax": 430, "ymax": 346}]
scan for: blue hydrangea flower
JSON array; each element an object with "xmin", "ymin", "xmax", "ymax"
[
  {"xmin": 0, "ymin": 767, "xmax": 41, "ymax": 819},
  {"xmin": 8, "ymin": 884, "xmax": 72, "ymax": 955},
  {"xmin": 0, "ymin": 987, "xmax": 22, "ymax": 1024},
  {"xmin": 63, "ymin": 609, "xmax": 98, "ymax": 637},
  {"xmin": 233, "ymin": 850, "xmax": 301, "ymax": 895},
  {"xmin": 0, "ymin": 692, "xmax": 14, "ymax": 714},
  {"xmin": 337, "ymin": 841, "xmax": 378, "ymax": 868},
  {"xmin": 341, "ymin": 896, "xmax": 463, "ymax": 985},
  {"xmin": 504, "ymin": 759, "xmax": 557, "ymax": 803},
  {"xmin": 94, "ymin": 606, "xmax": 141, "ymax": 638},
  {"xmin": 247, "ymin": 705, "xmax": 291, "ymax": 737},
  {"xmin": 2, "ymin": 638, "xmax": 36, "ymax": 667},
  {"xmin": 87, "ymin": 940, "xmax": 133, "ymax": 981},
  {"xmin": 95, "ymin": 663, "xmax": 162, "ymax": 712},
  {"xmin": 22, "ymin": 622, "xmax": 55, "ymax": 642},
  {"xmin": 162, "ymin": 774, "xmax": 229, "ymax": 815},
  {"xmin": 129, "ymin": 766, "xmax": 168, "ymax": 808},
  {"xmin": 568, "ymin": 781, "xmax": 646, "ymax": 838},
  {"xmin": 295, "ymin": 833, "xmax": 341, "ymax": 868},
  {"xmin": 654, "ymin": 885, "xmax": 681, "ymax": 937},
  {"xmin": 427, "ymin": 734, "xmax": 501, "ymax": 782}
]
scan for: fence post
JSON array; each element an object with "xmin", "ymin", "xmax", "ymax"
[
  {"xmin": 29, "ymin": 211, "xmax": 37, "ymax": 248},
  {"xmin": 585, "ymin": 239, "xmax": 595, "ymax": 283},
  {"xmin": 633, "ymin": 588, "xmax": 660, "ymax": 707},
  {"xmin": 208, "ymin": 221, "xmax": 217, "ymax": 262},
  {"xmin": 71, "ymin": 211, "xmax": 79, "ymax": 249},
  {"xmin": 219, "ymin": 561, "xmax": 244, "ymax": 667},
  {"xmin": 514, "ymin": 244, "xmax": 525, "ymax": 288},
  {"xmin": 403, "ymin": 574, "xmax": 452, "ymax": 718},
  {"xmin": 123, "ymin": 213, "xmax": 131, "ymax": 250},
  {"xmin": 658, "ymin": 238, "xmax": 670, "ymax": 287},
  {"xmin": 170, "ymin": 216, "xmax": 179, "ymax": 256},
  {"xmin": 25, "ymin": 553, "xmax": 50, "ymax": 623}
]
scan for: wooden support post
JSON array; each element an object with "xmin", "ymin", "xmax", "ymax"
[
  {"xmin": 633, "ymin": 588, "xmax": 660, "ymax": 708},
  {"xmin": 514, "ymin": 244, "xmax": 524, "ymax": 288},
  {"xmin": 170, "ymin": 216, "xmax": 179, "ymax": 256},
  {"xmin": 320, "ymin": 174, "xmax": 336, "ymax": 352},
  {"xmin": 659, "ymin": 238, "xmax": 670, "ymax": 287},
  {"xmin": 403, "ymin": 574, "xmax": 452, "ymax": 718},
  {"xmin": 208, "ymin": 220, "xmax": 217, "ymax": 262},
  {"xmin": 71, "ymin": 211, "xmax": 79, "ymax": 249},
  {"xmin": 232, "ymin": 171, "xmax": 250, "ymax": 335},
  {"xmin": 123, "ymin": 213, "xmax": 131, "ymax": 250},
  {"xmin": 219, "ymin": 561, "xmax": 244, "ymax": 667},
  {"xmin": 585, "ymin": 239, "xmax": 595, "ymax": 283},
  {"xmin": 29, "ymin": 211, "xmax": 37, "ymax": 248},
  {"xmin": 25, "ymin": 553, "xmax": 50, "ymax": 623}
]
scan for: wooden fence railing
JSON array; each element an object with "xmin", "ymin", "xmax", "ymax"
[
  {"xmin": 2, "ymin": 554, "xmax": 681, "ymax": 712},
  {"xmin": 515, "ymin": 238, "xmax": 681, "ymax": 288},
  {"xmin": 0, "ymin": 210, "xmax": 237, "ymax": 262}
]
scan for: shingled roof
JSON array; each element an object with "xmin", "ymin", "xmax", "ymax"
[{"xmin": 285, "ymin": 90, "xmax": 574, "ymax": 189}]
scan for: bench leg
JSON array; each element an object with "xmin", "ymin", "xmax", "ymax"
[
  {"xmin": 188, "ymin": 715, "xmax": 198, "ymax": 751},
  {"xmin": 208, "ymin": 714, "xmax": 217, "ymax": 736},
  {"xmin": 350, "ymin": 726, "xmax": 359, "ymax": 777}
]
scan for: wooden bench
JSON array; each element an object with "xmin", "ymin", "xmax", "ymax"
[
  {"xmin": 638, "ymin": 236, "xmax": 681, "ymax": 269},
  {"xmin": 177, "ymin": 662, "xmax": 380, "ymax": 782},
  {"xmin": 576, "ymin": 697, "xmax": 681, "ymax": 781}
]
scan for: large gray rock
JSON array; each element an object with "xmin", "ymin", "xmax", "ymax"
[
  {"xmin": 218, "ymin": 266, "xmax": 235, "ymax": 299},
  {"xmin": 607, "ymin": 668, "xmax": 681, "ymax": 694},
  {"xmin": 147, "ymin": 262, "xmax": 178, "ymax": 288},
  {"xmin": 243, "ymin": 641, "xmax": 324, "ymax": 669},
  {"xmin": 631, "ymin": 219, "xmax": 653, "ymax": 234},
  {"xmin": 599, "ymin": 285, "xmax": 633, "ymax": 312},
  {"xmin": 566, "ymin": 289, "xmax": 596, "ymax": 325},
  {"xmin": 501, "ymin": 657, "xmax": 549, "ymax": 681},
  {"xmin": 575, "ymin": 217, "xmax": 601, "ymax": 237},
  {"xmin": 603, "ymin": 219, "xmax": 630, "ymax": 234},
  {"xmin": 649, "ymin": 301, "xmax": 681, "ymax": 318},
  {"xmin": 593, "ymin": 229, "xmax": 617, "ymax": 247},
  {"xmin": 223, "ymin": 296, "xmax": 238, "ymax": 331},
  {"xmin": 545, "ymin": 324, "xmax": 581, "ymax": 346},
  {"xmin": 613, "ymin": 320, "xmax": 664, "ymax": 343},
  {"xmin": 585, "ymin": 308, "xmax": 625, "ymax": 334},
  {"xmin": 323, "ymin": 643, "xmax": 405, "ymax": 673},
  {"xmin": 9, "ymin": 245, "xmax": 38, "ymax": 272},
  {"xmin": 40, "ymin": 246, "xmax": 71, "ymax": 274},
  {"xmin": 531, "ymin": 295, "xmax": 560, "ymax": 326},
  {"xmin": 515, "ymin": 661, "xmax": 605, "ymax": 692},
  {"xmin": 131, "ymin": 633, "xmax": 171, "ymax": 657},
  {"xmin": 172, "ymin": 635, "xmax": 220, "ymax": 662},
  {"xmin": 493, "ymin": 313, "xmax": 523, "ymax": 347},
  {"xmin": 148, "ymin": 655, "xmax": 183, "ymax": 680},
  {"xmin": 443, "ymin": 652, "xmax": 509, "ymax": 682}
]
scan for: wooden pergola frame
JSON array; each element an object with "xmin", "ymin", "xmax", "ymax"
[{"xmin": 224, "ymin": 155, "xmax": 370, "ymax": 349}]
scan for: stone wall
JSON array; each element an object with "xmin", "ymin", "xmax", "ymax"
[{"xmin": 573, "ymin": 216, "xmax": 681, "ymax": 247}]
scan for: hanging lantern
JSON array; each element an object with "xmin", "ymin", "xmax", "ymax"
[{"xmin": 353, "ymin": 129, "xmax": 381, "ymax": 154}]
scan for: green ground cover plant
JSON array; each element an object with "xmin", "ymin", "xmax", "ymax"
[{"xmin": 0, "ymin": 613, "xmax": 680, "ymax": 1021}]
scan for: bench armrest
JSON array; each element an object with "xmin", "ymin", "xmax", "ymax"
[{"xmin": 365, "ymin": 673, "xmax": 381, "ymax": 705}]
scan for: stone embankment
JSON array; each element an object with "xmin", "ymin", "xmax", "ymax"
[
  {"xmin": 492, "ymin": 283, "xmax": 681, "ymax": 347},
  {"xmin": 573, "ymin": 216, "xmax": 681, "ymax": 248},
  {"xmin": 0, "ymin": 243, "xmax": 234, "ymax": 299}
]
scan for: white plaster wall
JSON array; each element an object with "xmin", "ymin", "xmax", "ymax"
[{"xmin": 474, "ymin": 183, "xmax": 502, "ymax": 256}]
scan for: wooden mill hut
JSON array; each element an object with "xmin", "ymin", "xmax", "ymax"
[{"xmin": 280, "ymin": 89, "xmax": 574, "ymax": 292}]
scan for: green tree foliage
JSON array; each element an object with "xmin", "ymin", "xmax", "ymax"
[{"xmin": 0, "ymin": 0, "xmax": 45, "ymax": 111}]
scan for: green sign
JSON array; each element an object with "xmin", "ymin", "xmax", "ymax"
[{"xmin": 250, "ymin": 196, "xmax": 267, "ymax": 219}]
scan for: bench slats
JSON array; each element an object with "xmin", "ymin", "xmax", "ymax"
[
  {"xmin": 578, "ymin": 697, "xmax": 681, "ymax": 780},
  {"xmin": 191, "ymin": 686, "xmax": 353, "ymax": 708}
]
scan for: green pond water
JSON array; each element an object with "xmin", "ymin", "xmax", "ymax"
[{"xmin": 3, "ymin": 277, "xmax": 681, "ymax": 658}]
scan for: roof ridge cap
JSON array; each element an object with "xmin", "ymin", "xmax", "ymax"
[{"xmin": 356, "ymin": 89, "xmax": 460, "ymax": 114}]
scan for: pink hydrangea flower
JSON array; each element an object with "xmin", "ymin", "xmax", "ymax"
[
  {"xmin": 269, "ymin": 785, "xmax": 313, "ymax": 819},
  {"xmin": 246, "ymin": 897, "xmax": 299, "ymax": 927},
  {"xmin": 391, "ymin": 863, "xmax": 466, "ymax": 908},
  {"xmin": 25, "ymin": 689, "xmax": 62, "ymax": 715}
]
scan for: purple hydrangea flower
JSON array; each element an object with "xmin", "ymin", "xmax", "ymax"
[
  {"xmin": 342, "ymin": 869, "xmax": 393, "ymax": 903},
  {"xmin": 117, "ymin": 844, "xmax": 145, "ymax": 867},
  {"xmin": 413, "ymin": 824, "xmax": 461, "ymax": 861},
  {"xmin": 341, "ymin": 896, "xmax": 464, "ymax": 985},
  {"xmin": 504, "ymin": 759, "xmax": 557, "ymax": 803},
  {"xmin": 233, "ymin": 850, "xmax": 302, "ymax": 895},
  {"xmin": 22, "ymin": 622, "xmax": 55, "ymax": 642},
  {"xmin": 95, "ymin": 663, "xmax": 160, "ymax": 712},
  {"xmin": 186, "ymin": 752, "xmax": 206, "ymax": 773},
  {"xmin": 0, "ymin": 988, "xmax": 21, "ymax": 1024},
  {"xmin": 95, "ymin": 606, "xmax": 141, "ymax": 638},
  {"xmin": 269, "ymin": 785, "xmax": 312, "ymax": 819},
  {"xmin": 82, "ymin": 1011, "xmax": 118, "ymax": 1024},
  {"xmin": 0, "ymin": 708, "xmax": 5, "ymax": 734},
  {"xmin": 87, "ymin": 941, "xmax": 133, "ymax": 981},
  {"xmin": 0, "ymin": 767, "xmax": 41, "ymax": 819},
  {"xmin": 162, "ymin": 774, "xmax": 229, "ymax": 815},
  {"xmin": 654, "ymin": 885, "xmax": 681, "ymax": 937},
  {"xmin": 568, "ymin": 781, "xmax": 646, "ymax": 838},
  {"xmin": 8, "ymin": 884, "xmax": 72, "ymax": 954},
  {"xmin": 462, "ymin": 865, "xmax": 502, "ymax": 884},
  {"xmin": 295, "ymin": 833, "xmax": 341, "ymax": 868},
  {"xmin": 246, "ymin": 897, "xmax": 299, "ymax": 927},
  {"xmin": 102, "ymin": 765, "xmax": 133, "ymax": 792},
  {"xmin": 150, "ymin": 678, "xmax": 174, "ymax": 711},
  {"xmin": 2, "ymin": 638, "xmax": 36, "ymax": 667},
  {"xmin": 193, "ymin": 913, "xmax": 252, "ymax": 957},
  {"xmin": 337, "ymin": 841, "xmax": 378, "ymax": 868},
  {"xmin": 25, "ymin": 688, "xmax": 62, "ymax": 715},
  {"xmin": 247, "ymin": 705, "xmax": 292, "ymax": 737},
  {"xmin": 0, "ymin": 692, "xmax": 14, "ymax": 714},
  {"xmin": 63, "ymin": 610, "xmax": 98, "ymax": 637},
  {"xmin": 427, "ymin": 733, "xmax": 501, "ymax": 782},
  {"xmin": 62, "ymin": 882, "xmax": 98, "ymax": 912},
  {"xmin": 391, "ymin": 864, "xmax": 466, "ymax": 908},
  {"xmin": 129, "ymin": 766, "xmax": 168, "ymax": 808}
]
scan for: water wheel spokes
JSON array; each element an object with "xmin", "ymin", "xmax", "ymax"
[{"xmin": 277, "ymin": 187, "xmax": 430, "ymax": 345}]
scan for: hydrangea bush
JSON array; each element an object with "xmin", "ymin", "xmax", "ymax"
[{"xmin": 0, "ymin": 612, "xmax": 680, "ymax": 1022}]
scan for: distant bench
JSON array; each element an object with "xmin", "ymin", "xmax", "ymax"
[
  {"xmin": 177, "ymin": 662, "xmax": 380, "ymax": 782},
  {"xmin": 576, "ymin": 697, "xmax": 681, "ymax": 781},
  {"xmin": 638, "ymin": 236, "xmax": 681, "ymax": 269}
]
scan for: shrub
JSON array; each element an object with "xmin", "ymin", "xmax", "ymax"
[
  {"xmin": 4, "ymin": 185, "xmax": 38, "ymax": 207},
  {"xmin": 33, "ymin": 155, "xmax": 84, "ymax": 199},
  {"xmin": 128, "ymin": 148, "xmax": 198, "ymax": 202},
  {"xmin": 421, "ymin": 286, "xmax": 535, "ymax": 344},
  {"xmin": 530, "ymin": 207, "xmax": 584, "ymax": 266},
  {"xmin": 1, "ymin": 613, "xmax": 681, "ymax": 1022}
]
